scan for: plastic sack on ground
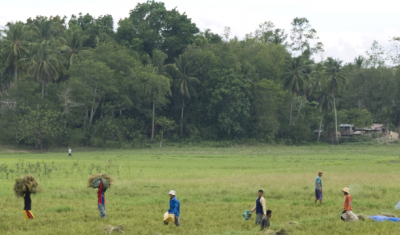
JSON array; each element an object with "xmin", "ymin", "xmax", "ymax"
[
  {"xmin": 342, "ymin": 211, "xmax": 359, "ymax": 222},
  {"xmin": 164, "ymin": 212, "xmax": 175, "ymax": 223},
  {"xmin": 242, "ymin": 210, "xmax": 252, "ymax": 221},
  {"xmin": 369, "ymin": 215, "xmax": 400, "ymax": 222},
  {"xmin": 395, "ymin": 201, "xmax": 400, "ymax": 210}
]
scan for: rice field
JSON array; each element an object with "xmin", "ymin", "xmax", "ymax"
[{"xmin": 0, "ymin": 144, "xmax": 400, "ymax": 234}]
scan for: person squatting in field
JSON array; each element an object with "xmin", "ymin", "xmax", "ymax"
[
  {"xmin": 261, "ymin": 210, "xmax": 272, "ymax": 231},
  {"xmin": 98, "ymin": 178, "xmax": 107, "ymax": 218},
  {"xmin": 250, "ymin": 190, "xmax": 267, "ymax": 227},
  {"xmin": 23, "ymin": 183, "xmax": 35, "ymax": 220},
  {"xmin": 164, "ymin": 190, "xmax": 180, "ymax": 226},
  {"xmin": 341, "ymin": 188, "xmax": 352, "ymax": 221},
  {"xmin": 315, "ymin": 170, "xmax": 323, "ymax": 205}
]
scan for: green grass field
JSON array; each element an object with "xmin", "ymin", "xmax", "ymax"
[{"xmin": 1, "ymin": 144, "xmax": 400, "ymax": 235}]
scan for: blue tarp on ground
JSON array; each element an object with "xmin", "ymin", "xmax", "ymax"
[{"xmin": 369, "ymin": 216, "xmax": 400, "ymax": 222}]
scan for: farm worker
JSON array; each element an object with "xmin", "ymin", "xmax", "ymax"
[
  {"xmin": 97, "ymin": 178, "xmax": 107, "ymax": 218},
  {"xmin": 164, "ymin": 190, "xmax": 180, "ymax": 226},
  {"xmin": 341, "ymin": 188, "xmax": 352, "ymax": 221},
  {"xmin": 315, "ymin": 170, "xmax": 323, "ymax": 205},
  {"xmin": 23, "ymin": 183, "xmax": 35, "ymax": 220},
  {"xmin": 68, "ymin": 147, "xmax": 72, "ymax": 157},
  {"xmin": 250, "ymin": 190, "xmax": 266, "ymax": 226},
  {"xmin": 261, "ymin": 210, "xmax": 272, "ymax": 231}
]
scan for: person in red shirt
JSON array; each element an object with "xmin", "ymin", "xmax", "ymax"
[
  {"xmin": 341, "ymin": 187, "xmax": 352, "ymax": 221},
  {"xmin": 97, "ymin": 178, "xmax": 106, "ymax": 218}
]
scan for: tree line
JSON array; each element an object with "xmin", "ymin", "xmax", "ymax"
[{"xmin": 1, "ymin": 0, "xmax": 400, "ymax": 148}]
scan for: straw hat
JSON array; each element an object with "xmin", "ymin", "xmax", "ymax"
[
  {"xmin": 342, "ymin": 188, "xmax": 350, "ymax": 193},
  {"xmin": 169, "ymin": 190, "xmax": 176, "ymax": 195}
]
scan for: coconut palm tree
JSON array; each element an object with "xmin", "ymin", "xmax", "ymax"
[
  {"xmin": 324, "ymin": 57, "xmax": 347, "ymax": 144},
  {"xmin": 27, "ymin": 42, "xmax": 64, "ymax": 99},
  {"xmin": 284, "ymin": 56, "xmax": 311, "ymax": 124},
  {"xmin": 151, "ymin": 49, "xmax": 168, "ymax": 76},
  {"xmin": 0, "ymin": 22, "xmax": 30, "ymax": 90},
  {"xmin": 354, "ymin": 56, "xmax": 365, "ymax": 70},
  {"xmin": 144, "ymin": 73, "xmax": 171, "ymax": 140},
  {"xmin": 316, "ymin": 90, "xmax": 332, "ymax": 141},
  {"xmin": 64, "ymin": 28, "xmax": 88, "ymax": 67},
  {"xmin": 168, "ymin": 55, "xmax": 200, "ymax": 137}
]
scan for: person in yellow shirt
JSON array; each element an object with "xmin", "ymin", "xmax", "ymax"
[
  {"xmin": 341, "ymin": 187, "xmax": 352, "ymax": 221},
  {"xmin": 250, "ymin": 190, "xmax": 266, "ymax": 226}
]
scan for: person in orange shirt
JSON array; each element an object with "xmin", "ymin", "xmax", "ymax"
[{"xmin": 341, "ymin": 187, "xmax": 352, "ymax": 221}]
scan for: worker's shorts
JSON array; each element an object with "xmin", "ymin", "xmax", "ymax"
[{"xmin": 315, "ymin": 188, "xmax": 323, "ymax": 200}]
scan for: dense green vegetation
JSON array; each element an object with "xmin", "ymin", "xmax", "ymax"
[
  {"xmin": 1, "ymin": 146, "xmax": 400, "ymax": 234},
  {"xmin": 1, "ymin": 0, "xmax": 400, "ymax": 148}
]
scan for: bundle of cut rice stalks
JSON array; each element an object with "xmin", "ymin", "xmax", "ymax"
[
  {"xmin": 13, "ymin": 175, "xmax": 42, "ymax": 198},
  {"xmin": 87, "ymin": 173, "xmax": 114, "ymax": 189},
  {"xmin": 103, "ymin": 225, "xmax": 124, "ymax": 234}
]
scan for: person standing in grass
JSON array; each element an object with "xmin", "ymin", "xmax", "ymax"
[
  {"xmin": 68, "ymin": 147, "xmax": 72, "ymax": 157},
  {"xmin": 315, "ymin": 170, "xmax": 323, "ymax": 205},
  {"xmin": 97, "ymin": 178, "xmax": 106, "ymax": 218},
  {"xmin": 250, "ymin": 190, "xmax": 266, "ymax": 226},
  {"xmin": 164, "ymin": 190, "xmax": 180, "ymax": 226},
  {"xmin": 261, "ymin": 210, "xmax": 272, "ymax": 231},
  {"xmin": 341, "ymin": 188, "xmax": 352, "ymax": 221},
  {"xmin": 23, "ymin": 183, "xmax": 35, "ymax": 220}
]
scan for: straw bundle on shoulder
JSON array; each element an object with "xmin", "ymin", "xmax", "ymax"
[
  {"xmin": 87, "ymin": 173, "xmax": 114, "ymax": 189},
  {"xmin": 103, "ymin": 225, "xmax": 124, "ymax": 234},
  {"xmin": 13, "ymin": 174, "xmax": 42, "ymax": 198}
]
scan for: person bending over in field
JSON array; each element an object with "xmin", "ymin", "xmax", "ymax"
[
  {"xmin": 261, "ymin": 210, "xmax": 272, "ymax": 231},
  {"xmin": 315, "ymin": 170, "xmax": 323, "ymax": 205},
  {"xmin": 164, "ymin": 190, "xmax": 180, "ymax": 226},
  {"xmin": 97, "ymin": 178, "xmax": 107, "ymax": 218},
  {"xmin": 23, "ymin": 183, "xmax": 35, "ymax": 220},
  {"xmin": 341, "ymin": 188, "xmax": 352, "ymax": 221},
  {"xmin": 250, "ymin": 190, "xmax": 266, "ymax": 226}
]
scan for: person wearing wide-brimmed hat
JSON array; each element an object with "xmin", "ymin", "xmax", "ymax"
[
  {"xmin": 164, "ymin": 190, "xmax": 180, "ymax": 226},
  {"xmin": 341, "ymin": 187, "xmax": 352, "ymax": 221},
  {"xmin": 315, "ymin": 170, "xmax": 323, "ymax": 205}
]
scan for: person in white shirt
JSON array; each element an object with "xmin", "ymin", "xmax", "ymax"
[{"xmin": 68, "ymin": 147, "xmax": 72, "ymax": 157}]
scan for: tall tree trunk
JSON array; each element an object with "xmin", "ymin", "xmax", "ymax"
[
  {"xmin": 42, "ymin": 79, "xmax": 45, "ymax": 99},
  {"xmin": 318, "ymin": 115, "xmax": 323, "ymax": 141},
  {"xmin": 181, "ymin": 98, "xmax": 184, "ymax": 137},
  {"xmin": 296, "ymin": 96, "xmax": 303, "ymax": 122},
  {"xmin": 151, "ymin": 101, "xmax": 155, "ymax": 140},
  {"xmin": 333, "ymin": 94, "xmax": 338, "ymax": 145},
  {"xmin": 289, "ymin": 94, "xmax": 293, "ymax": 124},
  {"xmin": 14, "ymin": 66, "xmax": 18, "ymax": 90}
]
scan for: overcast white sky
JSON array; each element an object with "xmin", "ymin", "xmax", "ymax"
[{"xmin": 1, "ymin": 0, "xmax": 399, "ymax": 63}]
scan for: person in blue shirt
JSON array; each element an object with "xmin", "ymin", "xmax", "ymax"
[
  {"xmin": 164, "ymin": 190, "xmax": 180, "ymax": 226},
  {"xmin": 315, "ymin": 170, "xmax": 323, "ymax": 205}
]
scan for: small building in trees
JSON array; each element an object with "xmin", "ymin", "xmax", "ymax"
[{"xmin": 339, "ymin": 124, "xmax": 354, "ymax": 136}]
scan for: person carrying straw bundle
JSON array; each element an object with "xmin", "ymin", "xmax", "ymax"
[
  {"xmin": 23, "ymin": 183, "xmax": 35, "ymax": 220},
  {"xmin": 97, "ymin": 178, "xmax": 107, "ymax": 218},
  {"xmin": 87, "ymin": 173, "xmax": 113, "ymax": 218},
  {"xmin": 13, "ymin": 175, "xmax": 40, "ymax": 220}
]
